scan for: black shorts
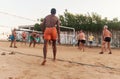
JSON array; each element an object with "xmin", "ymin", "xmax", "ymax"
[
  {"xmin": 104, "ymin": 37, "xmax": 111, "ymax": 42},
  {"xmin": 78, "ymin": 40, "xmax": 81, "ymax": 46},
  {"xmin": 80, "ymin": 40, "xmax": 86, "ymax": 44},
  {"xmin": 78, "ymin": 40, "xmax": 81, "ymax": 43},
  {"xmin": 23, "ymin": 37, "xmax": 26, "ymax": 39},
  {"xmin": 89, "ymin": 41, "xmax": 93, "ymax": 44}
]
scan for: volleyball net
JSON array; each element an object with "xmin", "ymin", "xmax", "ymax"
[
  {"xmin": 59, "ymin": 26, "xmax": 76, "ymax": 46},
  {"xmin": 15, "ymin": 26, "xmax": 76, "ymax": 46}
]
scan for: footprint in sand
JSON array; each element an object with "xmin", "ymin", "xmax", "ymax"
[
  {"xmin": 1, "ymin": 51, "xmax": 15, "ymax": 56},
  {"xmin": 8, "ymin": 77, "xmax": 13, "ymax": 79},
  {"xmin": 1, "ymin": 52, "xmax": 6, "ymax": 55},
  {"xmin": 9, "ymin": 51, "xmax": 16, "ymax": 55}
]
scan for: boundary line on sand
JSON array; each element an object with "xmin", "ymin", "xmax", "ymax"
[{"xmin": 0, "ymin": 47, "xmax": 120, "ymax": 72}]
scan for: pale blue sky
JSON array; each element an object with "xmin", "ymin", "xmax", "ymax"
[{"xmin": 0, "ymin": 0, "xmax": 120, "ymax": 28}]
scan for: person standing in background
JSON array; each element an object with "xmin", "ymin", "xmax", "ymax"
[
  {"xmin": 29, "ymin": 31, "xmax": 37, "ymax": 47},
  {"xmin": 10, "ymin": 28, "xmax": 17, "ymax": 48},
  {"xmin": 79, "ymin": 30, "xmax": 86, "ymax": 52},
  {"xmin": 21, "ymin": 31, "xmax": 27, "ymax": 45},
  {"xmin": 99, "ymin": 25, "xmax": 112, "ymax": 54},
  {"xmin": 88, "ymin": 34, "xmax": 94, "ymax": 48}
]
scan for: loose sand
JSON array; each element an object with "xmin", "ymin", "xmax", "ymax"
[{"xmin": 0, "ymin": 41, "xmax": 120, "ymax": 79}]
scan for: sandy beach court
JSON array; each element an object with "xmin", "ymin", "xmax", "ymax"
[{"xmin": 0, "ymin": 41, "xmax": 120, "ymax": 79}]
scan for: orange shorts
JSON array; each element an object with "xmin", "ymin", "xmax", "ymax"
[{"xmin": 44, "ymin": 27, "xmax": 57, "ymax": 40}]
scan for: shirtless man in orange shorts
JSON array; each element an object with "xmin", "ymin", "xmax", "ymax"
[
  {"xmin": 41, "ymin": 8, "xmax": 60, "ymax": 65},
  {"xmin": 99, "ymin": 25, "xmax": 112, "ymax": 54}
]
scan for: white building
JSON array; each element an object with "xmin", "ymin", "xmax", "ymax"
[
  {"xmin": 18, "ymin": 25, "xmax": 34, "ymax": 31},
  {"xmin": 0, "ymin": 26, "xmax": 11, "ymax": 40}
]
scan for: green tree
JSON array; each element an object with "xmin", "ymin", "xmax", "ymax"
[{"xmin": 34, "ymin": 23, "xmax": 41, "ymax": 31}]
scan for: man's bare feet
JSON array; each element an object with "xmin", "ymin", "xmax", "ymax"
[
  {"xmin": 108, "ymin": 52, "xmax": 112, "ymax": 54},
  {"xmin": 53, "ymin": 58, "xmax": 56, "ymax": 62},
  {"xmin": 41, "ymin": 60, "xmax": 46, "ymax": 65},
  {"xmin": 14, "ymin": 46, "xmax": 17, "ymax": 48},
  {"xmin": 99, "ymin": 52, "xmax": 103, "ymax": 54}
]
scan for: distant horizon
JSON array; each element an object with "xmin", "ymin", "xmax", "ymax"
[{"xmin": 1, "ymin": 0, "xmax": 120, "ymax": 28}]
